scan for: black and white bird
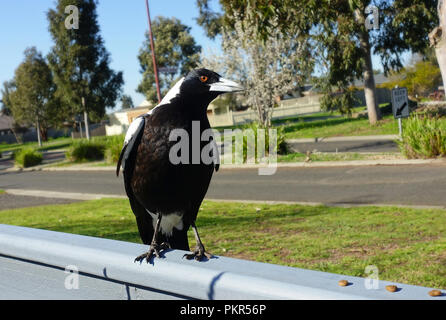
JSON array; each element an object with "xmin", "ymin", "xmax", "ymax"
[{"xmin": 117, "ymin": 68, "xmax": 243, "ymax": 262}]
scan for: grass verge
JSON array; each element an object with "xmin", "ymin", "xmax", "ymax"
[{"xmin": 0, "ymin": 198, "xmax": 444, "ymax": 289}]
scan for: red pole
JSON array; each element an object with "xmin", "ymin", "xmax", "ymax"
[{"xmin": 145, "ymin": 0, "xmax": 162, "ymax": 103}]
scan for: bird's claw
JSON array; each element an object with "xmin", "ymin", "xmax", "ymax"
[
  {"xmin": 134, "ymin": 242, "xmax": 170, "ymax": 263},
  {"xmin": 183, "ymin": 245, "xmax": 213, "ymax": 261}
]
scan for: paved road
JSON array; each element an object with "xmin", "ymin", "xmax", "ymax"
[{"xmin": 1, "ymin": 164, "xmax": 446, "ymax": 207}]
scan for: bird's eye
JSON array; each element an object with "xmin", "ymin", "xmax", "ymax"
[{"xmin": 200, "ymin": 75, "xmax": 208, "ymax": 83}]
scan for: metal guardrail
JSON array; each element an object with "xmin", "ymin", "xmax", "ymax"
[{"xmin": 0, "ymin": 224, "xmax": 443, "ymax": 300}]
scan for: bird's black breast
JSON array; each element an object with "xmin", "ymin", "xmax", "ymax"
[{"xmin": 130, "ymin": 103, "xmax": 215, "ymax": 220}]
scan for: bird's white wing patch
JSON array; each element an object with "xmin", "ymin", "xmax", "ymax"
[{"xmin": 124, "ymin": 116, "xmax": 144, "ymax": 144}]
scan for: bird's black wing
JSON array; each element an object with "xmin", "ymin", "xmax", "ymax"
[{"xmin": 117, "ymin": 116, "xmax": 155, "ymax": 245}]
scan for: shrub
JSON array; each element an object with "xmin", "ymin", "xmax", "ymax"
[
  {"xmin": 66, "ymin": 139, "xmax": 105, "ymax": 162},
  {"xmin": 104, "ymin": 134, "xmax": 125, "ymax": 163},
  {"xmin": 14, "ymin": 148, "xmax": 43, "ymax": 168},
  {"xmin": 398, "ymin": 115, "xmax": 446, "ymax": 159},
  {"xmin": 232, "ymin": 122, "xmax": 289, "ymax": 163}
]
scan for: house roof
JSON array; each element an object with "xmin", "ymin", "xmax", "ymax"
[{"xmin": 0, "ymin": 114, "xmax": 13, "ymax": 131}]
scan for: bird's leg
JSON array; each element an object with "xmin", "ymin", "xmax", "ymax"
[
  {"xmin": 184, "ymin": 222, "xmax": 213, "ymax": 261},
  {"xmin": 135, "ymin": 214, "xmax": 168, "ymax": 263}
]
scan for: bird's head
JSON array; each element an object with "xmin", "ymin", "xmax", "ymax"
[{"xmin": 179, "ymin": 68, "xmax": 244, "ymax": 102}]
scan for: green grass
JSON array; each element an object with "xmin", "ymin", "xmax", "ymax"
[
  {"xmin": 283, "ymin": 114, "xmax": 399, "ymax": 139},
  {"xmin": 0, "ymin": 137, "xmax": 73, "ymax": 154},
  {"xmin": 0, "ymin": 190, "xmax": 5, "ymax": 194},
  {"xmin": 0, "ymin": 198, "xmax": 444, "ymax": 289}
]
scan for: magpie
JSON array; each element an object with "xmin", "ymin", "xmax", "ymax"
[{"xmin": 117, "ymin": 69, "xmax": 243, "ymax": 262}]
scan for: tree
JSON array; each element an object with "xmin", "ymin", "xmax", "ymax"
[
  {"xmin": 0, "ymin": 81, "xmax": 15, "ymax": 116},
  {"xmin": 430, "ymin": 0, "xmax": 446, "ymax": 92},
  {"xmin": 121, "ymin": 94, "xmax": 134, "ymax": 109},
  {"xmin": 1, "ymin": 80, "xmax": 24, "ymax": 143},
  {"xmin": 137, "ymin": 16, "xmax": 201, "ymax": 104},
  {"xmin": 200, "ymin": 7, "xmax": 313, "ymax": 128},
  {"xmin": 47, "ymin": 0, "xmax": 124, "ymax": 139},
  {"xmin": 379, "ymin": 60, "xmax": 441, "ymax": 97},
  {"xmin": 8, "ymin": 47, "xmax": 58, "ymax": 144},
  {"xmin": 197, "ymin": 0, "xmax": 438, "ymax": 124}
]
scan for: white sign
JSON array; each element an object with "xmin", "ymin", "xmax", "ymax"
[{"xmin": 391, "ymin": 87, "xmax": 409, "ymax": 119}]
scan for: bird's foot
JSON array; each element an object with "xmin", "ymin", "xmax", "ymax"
[
  {"xmin": 134, "ymin": 242, "xmax": 170, "ymax": 263},
  {"xmin": 183, "ymin": 244, "xmax": 213, "ymax": 261}
]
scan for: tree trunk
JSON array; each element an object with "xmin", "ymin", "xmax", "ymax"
[
  {"xmin": 36, "ymin": 119, "xmax": 42, "ymax": 147},
  {"xmin": 430, "ymin": 1, "xmax": 446, "ymax": 95},
  {"xmin": 40, "ymin": 126, "xmax": 48, "ymax": 142},
  {"xmin": 82, "ymin": 97, "xmax": 90, "ymax": 140},
  {"xmin": 356, "ymin": 9, "xmax": 382, "ymax": 125}
]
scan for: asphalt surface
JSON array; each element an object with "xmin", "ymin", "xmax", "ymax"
[{"xmin": 1, "ymin": 164, "xmax": 446, "ymax": 207}]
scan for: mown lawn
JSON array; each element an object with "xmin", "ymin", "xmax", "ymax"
[
  {"xmin": 0, "ymin": 137, "xmax": 73, "ymax": 154},
  {"xmin": 283, "ymin": 114, "xmax": 399, "ymax": 139},
  {"xmin": 0, "ymin": 198, "xmax": 444, "ymax": 289}
]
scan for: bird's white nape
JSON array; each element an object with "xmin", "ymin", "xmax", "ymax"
[
  {"xmin": 123, "ymin": 78, "xmax": 185, "ymax": 145},
  {"xmin": 155, "ymin": 77, "xmax": 185, "ymax": 109}
]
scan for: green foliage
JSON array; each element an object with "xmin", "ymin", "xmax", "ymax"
[
  {"xmin": 379, "ymin": 61, "xmax": 441, "ymax": 97},
  {"xmin": 0, "ymin": 80, "xmax": 15, "ymax": 116},
  {"xmin": 14, "ymin": 148, "xmax": 43, "ymax": 168},
  {"xmin": 233, "ymin": 122, "xmax": 289, "ymax": 163},
  {"xmin": 104, "ymin": 134, "xmax": 125, "ymax": 163},
  {"xmin": 8, "ymin": 47, "xmax": 58, "ymax": 141},
  {"xmin": 66, "ymin": 139, "xmax": 105, "ymax": 162},
  {"xmin": 63, "ymin": 135, "xmax": 124, "ymax": 163},
  {"xmin": 137, "ymin": 16, "xmax": 201, "ymax": 104},
  {"xmin": 195, "ymin": 0, "xmax": 224, "ymax": 39},
  {"xmin": 398, "ymin": 115, "xmax": 446, "ymax": 159},
  {"xmin": 120, "ymin": 95, "xmax": 134, "ymax": 110},
  {"xmin": 319, "ymin": 86, "xmax": 359, "ymax": 115},
  {"xmin": 47, "ymin": 0, "xmax": 124, "ymax": 123}
]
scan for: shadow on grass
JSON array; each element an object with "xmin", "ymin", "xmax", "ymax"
[{"xmin": 282, "ymin": 117, "xmax": 358, "ymax": 134}]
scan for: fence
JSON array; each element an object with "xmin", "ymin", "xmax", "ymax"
[
  {"xmin": 0, "ymin": 224, "xmax": 442, "ymax": 300},
  {"xmin": 209, "ymin": 95, "xmax": 323, "ymax": 127}
]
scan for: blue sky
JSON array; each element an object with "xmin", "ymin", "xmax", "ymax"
[{"xmin": 0, "ymin": 0, "xmax": 221, "ymax": 109}]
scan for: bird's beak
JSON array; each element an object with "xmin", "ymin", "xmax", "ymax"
[{"xmin": 209, "ymin": 78, "xmax": 244, "ymax": 93}]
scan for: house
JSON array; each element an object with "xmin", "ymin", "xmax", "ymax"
[
  {"xmin": 0, "ymin": 114, "xmax": 14, "ymax": 136},
  {"xmin": 105, "ymin": 100, "xmax": 153, "ymax": 136}
]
